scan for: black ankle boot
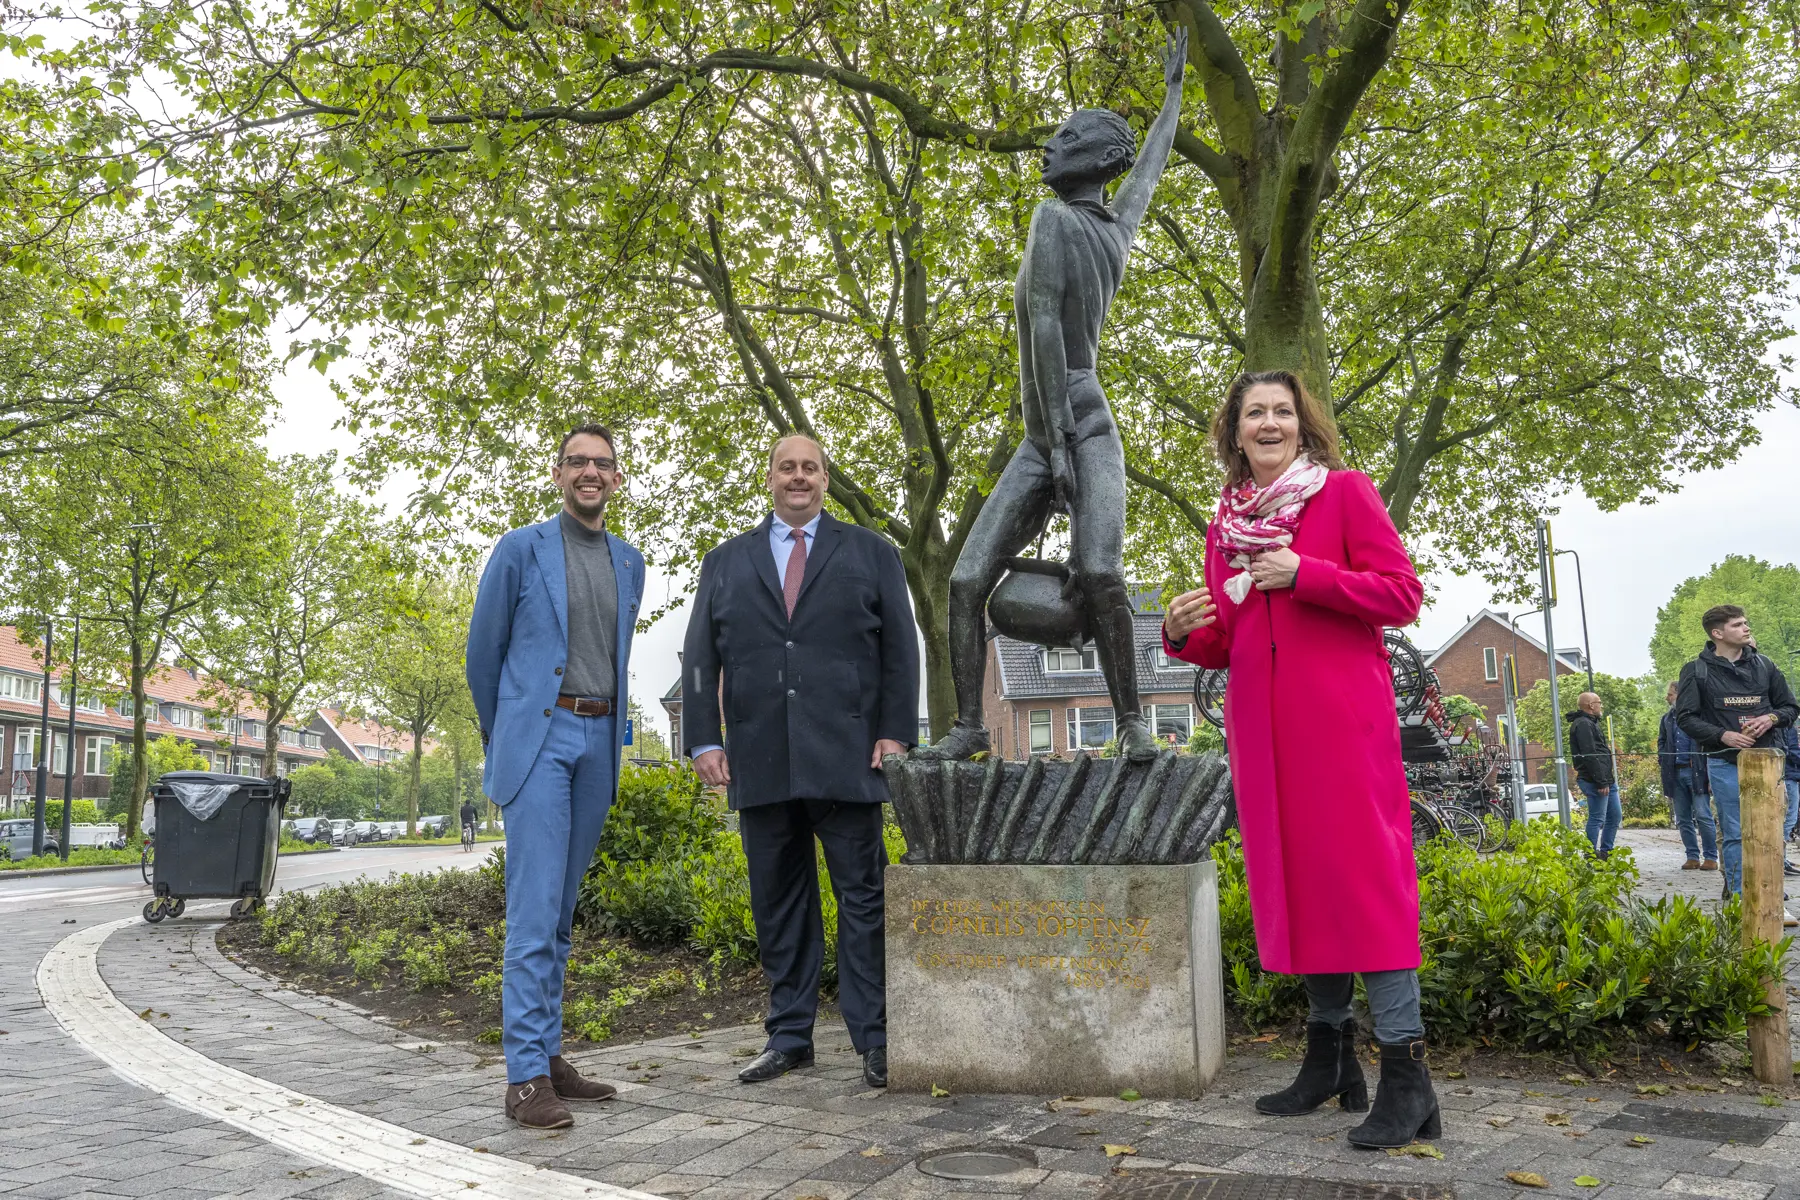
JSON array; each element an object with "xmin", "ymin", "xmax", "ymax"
[
  {"xmin": 1254, "ymin": 1019, "xmax": 1368, "ymax": 1116},
  {"xmin": 1347, "ymin": 1039, "xmax": 1441, "ymax": 1148}
]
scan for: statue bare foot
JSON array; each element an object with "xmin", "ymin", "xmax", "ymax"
[
  {"xmin": 913, "ymin": 722, "xmax": 991, "ymax": 761},
  {"xmin": 1114, "ymin": 715, "xmax": 1160, "ymax": 763}
]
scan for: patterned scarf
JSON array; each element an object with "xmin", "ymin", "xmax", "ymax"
[{"xmin": 1214, "ymin": 455, "xmax": 1329, "ymax": 604}]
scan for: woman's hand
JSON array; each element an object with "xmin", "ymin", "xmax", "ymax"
[
  {"xmin": 1250, "ymin": 547, "xmax": 1301, "ymax": 591},
  {"xmin": 1163, "ymin": 586, "xmax": 1216, "ymax": 641}
]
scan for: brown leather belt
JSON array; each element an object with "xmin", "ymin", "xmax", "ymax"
[{"xmin": 556, "ymin": 695, "xmax": 616, "ymax": 717}]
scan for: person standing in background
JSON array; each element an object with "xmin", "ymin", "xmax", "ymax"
[
  {"xmin": 1659, "ymin": 680, "xmax": 1718, "ymax": 871},
  {"xmin": 1567, "ymin": 693, "xmax": 1619, "ymax": 858}
]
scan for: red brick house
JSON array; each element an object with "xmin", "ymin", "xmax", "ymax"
[{"xmin": 1424, "ymin": 609, "xmax": 1584, "ymax": 780}]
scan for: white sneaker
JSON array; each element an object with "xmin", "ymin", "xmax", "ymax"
[{"xmin": 1785, "ymin": 909, "xmax": 1798, "ymax": 929}]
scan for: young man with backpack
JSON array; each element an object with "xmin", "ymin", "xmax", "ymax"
[{"xmin": 1675, "ymin": 605, "xmax": 1799, "ymax": 900}]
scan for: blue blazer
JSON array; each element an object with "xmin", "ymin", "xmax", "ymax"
[{"xmin": 466, "ymin": 515, "xmax": 644, "ymax": 807}]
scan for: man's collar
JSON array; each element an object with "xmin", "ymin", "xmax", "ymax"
[{"xmin": 772, "ymin": 511, "xmax": 824, "ymax": 539}]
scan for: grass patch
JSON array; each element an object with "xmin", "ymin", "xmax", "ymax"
[{"xmin": 0, "ymin": 845, "xmax": 141, "ymax": 871}]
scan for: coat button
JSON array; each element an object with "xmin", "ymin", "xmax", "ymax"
[
  {"xmin": 544, "ymin": 708, "xmax": 552, "ymax": 717},
  {"xmin": 788, "ymin": 689, "xmax": 796, "ymax": 697},
  {"xmin": 786, "ymin": 641, "xmax": 794, "ymax": 649},
  {"xmin": 555, "ymin": 667, "xmax": 563, "ymax": 675}
]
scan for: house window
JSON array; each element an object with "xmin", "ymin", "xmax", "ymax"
[
  {"xmin": 1044, "ymin": 646, "xmax": 1097, "ymax": 673},
  {"xmin": 56, "ymin": 686, "xmax": 106, "ymax": 713},
  {"xmin": 1152, "ymin": 704, "xmax": 1193, "ymax": 745},
  {"xmin": 51, "ymin": 732, "xmax": 69, "ymax": 776},
  {"xmin": 117, "ymin": 696, "xmax": 135, "ymax": 718},
  {"xmin": 13, "ymin": 727, "xmax": 41, "ymax": 772},
  {"xmin": 84, "ymin": 736, "xmax": 115, "ymax": 776},
  {"xmin": 1028, "ymin": 709, "xmax": 1053, "ymax": 754},
  {"xmin": 241, "ymin": 720, "xmax": 265, "ymax": 741},
  {"xmin": 167, "ymin": 706, "xmax": 202, "ymax": 730},
  {"xmin": 1483, "ymin": 647, "xmax": 1499, "ymax": 682},
  {"xmin": 1066, "ymin": 707, "xmax": 1114, "ymax": 750},
  {"xmin": 280, "ymin": 726, "xmax": 300, "ymax": 746},
  {"xmin": 234, "ymin": 754, "xmax": 258, "ymax": 776},
  {"xmin": 1152, "ymin": 647, "xmax": 1182, "ymax": 670},
  {"xmin": 302, "ymin": 731, "xmax": 322, "ymax": 750},
  {"xmin": 0, "ymin": 672, "xmax": 42, "ymax": 703}
]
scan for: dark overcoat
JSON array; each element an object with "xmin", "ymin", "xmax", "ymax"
[{"xmin": 681, "ymin": 512, "xmax": 919, "ymax": 809}]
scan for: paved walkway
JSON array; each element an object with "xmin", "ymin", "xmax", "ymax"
[{"xmin": 6, "ymin": 831, "xmax": 1800, "ymax": 1200}]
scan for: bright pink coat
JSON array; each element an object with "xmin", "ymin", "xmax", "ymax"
[{"xmin": 1165, "ymin": 470, "xmax": 1424, "ymax": 974}]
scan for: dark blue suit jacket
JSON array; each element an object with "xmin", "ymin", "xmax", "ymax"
[
  {"xmin": 681, "ymin": 512, "xmax": 919, "ymax": 809},
  {"xmin": 466, "ymin": 516, "xmax": 644, "ymax": 806}
]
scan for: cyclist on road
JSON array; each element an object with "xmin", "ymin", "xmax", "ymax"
[{"xmin": 459, "ymin": 800, "xmax": 478, "ymax": 850}]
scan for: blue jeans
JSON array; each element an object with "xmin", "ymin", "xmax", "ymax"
[
  {"xmin": 501, "ymin": 708, "xmax": 618, "ymax": 1083},
  {"xmin": 1578, "ymin": 778, "xmax": 1621, "ymax": 855},
  {"xmin": 1667, "ymin": 772, "xmax": 1717, "ymax": 863},
  {"xmin": 1786, "ymin": 780, "xmax": 1798, "ymax": 845},
  {"xmin": 1707, "ymin": 757, "xmax": 1744, "ymax": 896},
  {"xmin": 1306, "ymin": 970, "xmax": 1424, "ymax": 1044}
]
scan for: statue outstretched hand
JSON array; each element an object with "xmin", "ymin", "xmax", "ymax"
[{"xmin": 1164, "ymin": 26, "xmax": 1189, "ymax": 91}]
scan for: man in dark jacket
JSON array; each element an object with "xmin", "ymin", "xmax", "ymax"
[
  {"xmin": 683, "ymin": 434, "xmax": 920, "ymax": 1090},
  {"xmin": 1658, "ymin": 680, "xmax": 1717, "ymax": 871},
  {"xmin": 1675, "ymin": 604, "xmax": 1799, "ymax": 897},
  {"xmin": 1566, "ymin": 693, "xmax": 1619, "ymax": 856}
]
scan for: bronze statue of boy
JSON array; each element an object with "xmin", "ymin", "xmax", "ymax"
[{"xmin": 920, "ymin": 30, "xmax": 1189, "ymax": 764}]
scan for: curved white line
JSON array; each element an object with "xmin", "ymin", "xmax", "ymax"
[{"xmin": 38, "ymin": 915, "xmax": 657, "ymax": 1200}]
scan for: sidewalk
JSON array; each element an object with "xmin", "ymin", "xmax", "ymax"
[{"xmin": 6, "ymin": 829, "xmax": 1799, "ymax": 1200}]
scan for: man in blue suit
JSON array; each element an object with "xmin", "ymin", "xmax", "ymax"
[{"xmin": 466, "ymin": 423, "xmax": 644, "ymax": 1129}]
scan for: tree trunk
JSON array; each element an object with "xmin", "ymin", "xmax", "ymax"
[
  {"xmin": 125, "ymin": 648, "xmax": 149, "ymax": 841},
  {"xmin": 263, "ymin": 703, "xmax": 281, "ymax": 781},
  {"xmin": 407, "ymin": 715, "xmax": 424, "ymax": 835},
  {"xmin": 901, "ymin": 551, "xmax": 955, "ymax": 743}
]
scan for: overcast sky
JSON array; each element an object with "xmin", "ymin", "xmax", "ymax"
[{"xmin": 263, "ymin": 325, "xmax": 1800, "ymax": 744}]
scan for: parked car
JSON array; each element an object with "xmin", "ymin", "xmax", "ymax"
[
  {"xmin": 418, "ymin": 815, "xmax": 450, "ymax": 838},
  {"xmin": 285, "ymin": 816, "xmax": 331, "ymax": 844},
  {"xmin": 1520, "ymin": 784, "xmax": 1572, "ymax": 819},
  {"xmin": 328, "ymin": 818, "xmax": 359, "ymax": 846},
  {"xmin": 0, "ymin": 818, "xmax": 57, "ymax": 859},
  {"xmin": 379, "ymin": 821, "xmax": 405, "ymax": 840},
  {"xmin": 353, "ymin": 821, "xmax": 385, "ymax": 844}
]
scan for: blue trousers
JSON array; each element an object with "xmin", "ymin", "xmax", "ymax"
[
  {"xmin": 1307, "ymin": 970, "xmax": 1424, "ymax": 1043},
  {"xmin": 1707, "ymin": 757, "xmax": 1744, "ymax": 896},
  {"xmin": 501, "ymin": 708, "xmax": 617, "ymax": 1083},
  {"xmin": 1786, "ymin": 780, "xmax": 1798, "ymax": 844},
  {"xmin": 1578, "ymin": 778, "xmax": 1621, "ymax": 855},
  {"xmin": 1667, "ymin": 772, "xmax": 1717, "ymax": 863}
]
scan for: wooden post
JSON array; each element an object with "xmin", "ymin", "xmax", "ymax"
[{"xmin": 1737, "ymin": 746, "xmax": 1790, "ymax": 1087}]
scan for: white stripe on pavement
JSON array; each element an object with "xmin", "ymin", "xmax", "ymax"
[{"xmin": 38, "ymin": 916, "xmax": 658, "ymax": 1200}]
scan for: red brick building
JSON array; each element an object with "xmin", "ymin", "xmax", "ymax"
[
  {"xmin": 1424, "ymin": 609, "xmax": 1584, "ymax": 780},
  {"xmin": 0, "ymin": 626, "xmax": 410, "ymax": 811}
]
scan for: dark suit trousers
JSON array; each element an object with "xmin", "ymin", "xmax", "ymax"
[{"xmin": 738, "ymin": 799, "xmax": 887, "ymax": 1055}]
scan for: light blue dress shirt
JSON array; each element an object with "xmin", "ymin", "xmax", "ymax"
[{"xmin": 690, "ymin": 512, "xmax": 822, "ymax": 761}]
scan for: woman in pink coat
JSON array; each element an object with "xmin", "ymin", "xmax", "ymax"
[{"xmin": 1163, "ymin": 369, "xmax": 1434, "ymax": 1149}]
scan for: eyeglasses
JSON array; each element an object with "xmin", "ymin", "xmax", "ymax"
[{"xmin": 558, "ymin": 455, "xmax": 617, "ymax": 472}]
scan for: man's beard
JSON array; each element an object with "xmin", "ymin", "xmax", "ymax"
[{"xmin": 566, "ymin": 487, "xmax": 609, "ymax": 519}]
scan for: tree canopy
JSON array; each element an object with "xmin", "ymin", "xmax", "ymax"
[
  {"xmin": 1650, "ymin": 555, "xmax": 1800, "ymax": 682},
  {"xmin": 6, "ymin": 0, "xmax": 1797, "ymax": 730}
]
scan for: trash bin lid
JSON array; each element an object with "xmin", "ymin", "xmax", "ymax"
[
  {"xmin": 157, "ymin": 771, "xmax": 269, "ymax": 786},
  {"xmin": 156, "ymin": 771, "xmax": 272, "ymax": 821}
]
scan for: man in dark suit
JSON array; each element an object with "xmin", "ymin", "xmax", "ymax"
[{"xmin": 682, "ymin": 434, "xmax": 919, "ymax": 1089}]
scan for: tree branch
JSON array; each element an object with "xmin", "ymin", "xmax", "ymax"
[
  {"xmin": 1163, "ymin": 1, "xmax": 1262, "ymax": 158},
  {"xmin": 1126, "ymin": 462, "xmax": 1211, "ymax": 535}
]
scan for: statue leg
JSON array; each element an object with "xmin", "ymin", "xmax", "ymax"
[
  {"xmin": 1069, "ymin": 404, "xmax": 1157, "ymax": 763},
  {"xmin": 915, "ymin": 442, "xmax": 1053, "ymax": 760}
]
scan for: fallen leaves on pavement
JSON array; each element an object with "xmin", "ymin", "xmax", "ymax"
[
  {"xmin": 1505, "ymin": 1171, "xmax": 1549, "ymax": 1187},
  {"xmin": 1102, "ymin": 1144, "xmax": 1137, "ymax": 1157}
]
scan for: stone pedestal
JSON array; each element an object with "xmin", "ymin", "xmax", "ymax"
[{"xmin": 885, "ymin": 861, "xmax": 1225, "ymax": 1098}]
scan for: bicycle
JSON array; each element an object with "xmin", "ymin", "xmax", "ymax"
[
  {"xmin": 461, "ymin": 821, "xmax": 477, "ymax": 852},
  {"xmin": 139, "ymin": 834, "xmax": 154, "ymax": 886}
]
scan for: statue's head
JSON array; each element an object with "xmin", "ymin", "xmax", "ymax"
[{"xmin": 1040, "ymin": 109, "xmax": 1137, "ymax": 196}]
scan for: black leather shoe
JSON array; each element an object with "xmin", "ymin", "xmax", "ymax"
[
  {"xmin": 737, "ymin": 1046, "xmax": 813, "ymax": 1083},
  {"xmin": 863, "ymin": 1046, "xmax": 888, "ymax": 1088}
]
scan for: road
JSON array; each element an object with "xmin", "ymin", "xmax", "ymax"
[{"xmin": 0, "ymin": 841, "xmax": 485, "ymax": 916}]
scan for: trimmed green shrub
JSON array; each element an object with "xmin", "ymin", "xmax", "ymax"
[{"xmin": 1214, "ymin": 820, "xmax": 1784, "ymax": 1055}]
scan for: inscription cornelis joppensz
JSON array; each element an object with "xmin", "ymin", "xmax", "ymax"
[{"xmin": 907, "ymin": 897, "xmax": 1152, "ymax": 989}]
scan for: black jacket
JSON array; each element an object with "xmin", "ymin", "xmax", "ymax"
[
  {"xmin": 1675, "ymin": 644, "xmax": 1798, "ymax": 763},
  {"xmin": 1566, "ymin": 710, "xmax": 1614, "ymax": 787},
  {"xmin": 681, "ymin": 512, "xmax": 920, "ymax": 810},
  {"xmin": 1657, "ymin": 708, "xmax": 1709, "ymax": 797}
]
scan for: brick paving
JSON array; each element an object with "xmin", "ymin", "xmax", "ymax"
[{"xmin": 6, "ymin": 831, "xmax": 1800, "ymax": 1199}]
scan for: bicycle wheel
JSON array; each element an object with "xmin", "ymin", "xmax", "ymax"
[
  {"xmin": 1193, "ymin": 668, "xmax": 1228, "ymax": 729},
  {"xmin": 1385, "ymin": 630, "xmax": 1428, "ymax": 717},
  {"xmin": 140, "ymin": 844, "xmax": 154, "ymax": 886},
  {"xmin": 1437, "ymin": 804, "xmax": 1487, "ymax": 852},
  {"xmin": 1410, "ymin": 798, "xmax": 1444, "ymax": 850}
]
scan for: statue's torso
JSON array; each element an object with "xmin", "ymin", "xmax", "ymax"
[{"xmin": 1016, "ymin": 198, "xmax": 1130, "ymax": 444}]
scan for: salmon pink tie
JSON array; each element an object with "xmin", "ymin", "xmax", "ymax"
[{"xmin": 783, "ymin": 529, "xmax": 807, "ymax": 618}]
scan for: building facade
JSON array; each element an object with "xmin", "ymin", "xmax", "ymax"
[
  {"xmin": 1424, "ymin": 609, "xmax": 1583, "ymax": 780},
  {"xmin": 0, "ymin": 626, "xmax": 405, "ymax": 811}
]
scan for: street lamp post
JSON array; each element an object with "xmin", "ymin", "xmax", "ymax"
[
  {"xmin": 31, "ymin": 618, "xmax": 52, "ymax": 859},
  {"xmin": 1553, "ymin": 548, "xmax": 1596, "ymax": 692},
  {"xmin": 1538, "ymin": 520, "xmax": 1573, "ymax": 827},
  {"xmin": 59, "ymin": 614, "xmax": 79, "ymax": 862}
]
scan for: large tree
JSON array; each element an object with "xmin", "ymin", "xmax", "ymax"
[
  {"xmin": 6, "ymin": 1, "xmax": 1795, "ymax": 729},
  {"xmin": 1650, "ymin": 555, "xmax": 1800, "ymax": 683},
  {"xmin": 178, "ymin": 453, "xmax": 397, "ymax": 780}
]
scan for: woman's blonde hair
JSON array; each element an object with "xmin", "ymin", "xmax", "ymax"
[{"xmin": 1211, "ymin": 369, "xmax": 1343, "ymax": 487}]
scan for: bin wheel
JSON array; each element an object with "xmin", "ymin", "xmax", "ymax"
[
  {"xmin": 143, "ymin": 900, "xmax": 165, "ymax": 923},
  {"xmin": 167, "ymin": 898, "xmax": 186, "ymax": 918},
  {"xmin": 229, "ymin": 897, "xmax": 262, "ymax": 920}
]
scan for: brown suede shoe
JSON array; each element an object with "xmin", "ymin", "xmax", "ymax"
[
  {"xmin": 505, "ymin": 1076, "xmax": 573, "ymax": 1129},
  {"xmin": 1701, "ymin": 860, "xmax": 1720, "ymax": 871},
  {"xmin": 1682, "ymin": 859, "xmax": 1702, "ymax": 870},
  {"xmin": 550, "ymin": 1055, "xmax": 618, "ymax": 1102}
]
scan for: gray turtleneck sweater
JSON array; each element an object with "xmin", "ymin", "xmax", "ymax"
[{"xmin": 559, "ymin": 510, "xmax": 617, "ymax": 699}]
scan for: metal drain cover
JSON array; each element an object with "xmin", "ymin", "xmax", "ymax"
[
  {"xmin": 1102, "ymin": 1176, "xmax": 1452, "ymax": 1200},
  {"xmin": 916, "ymin": 1146, "xmax": 1037, "ymax": 1179},
  {"xmin": 1598, "ymin": 1102, "xmax": 1784, "ymax": 1146}
]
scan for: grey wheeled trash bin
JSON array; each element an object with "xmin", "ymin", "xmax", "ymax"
[{"xmin": 145, "ymin": 771, "xmax": 290, "ymax": 923}]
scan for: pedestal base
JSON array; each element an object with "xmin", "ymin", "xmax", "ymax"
[{"xmin": 885, "ymin": 861, "xmax": 1225, "ymax": 1098}]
